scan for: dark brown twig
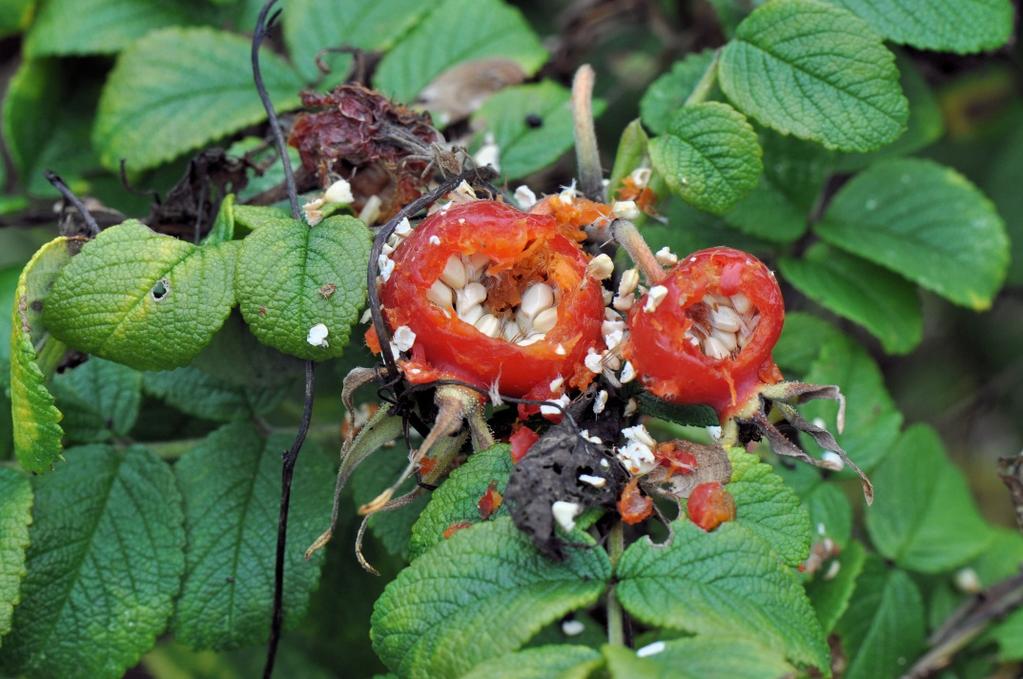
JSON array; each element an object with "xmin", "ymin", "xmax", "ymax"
[
  {"xmin": 43, "ymin": 170, "xmax": 99, "ymax": 236},
  {"xmin": 999, "ymin": 452, "xmax": 1023, "ymax": 533}
]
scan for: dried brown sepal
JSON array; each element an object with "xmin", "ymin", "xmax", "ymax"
[
  {"xmin": 643, "ymin": 439, "xmax": 732, "ymax": 502},
  {"xmin": 422, "ymin": 57, "xmax": 525, "ymax": 125},
  {"xmin": 341, "ymin": 365, "xmax": 385, "ymax": 446},
  {"xmin": 354, "ymin": 487, "xmax": 425, "ymax": 575}
]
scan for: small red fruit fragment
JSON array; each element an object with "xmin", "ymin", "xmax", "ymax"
[
  {"xmin": 509, "ymin": 425, "xmax": 540, "ymax": 463},
  {"xmin": 653, "ymin": 441, "xmax": 698, "ymax": 476},
  {"xmin": 442, "ymin": 521, "xmax": 474, "ymax": 539},
  {"xmin": 618, "ymin": 476, "xmax": 654, "ymax": 525},
  {"xmin": 687, "ymin": 481, "xmax": 736, "ymax": 532},
  {"xmin": 477, "ymin": 481, "xmax": 504, "ymax": 520}
]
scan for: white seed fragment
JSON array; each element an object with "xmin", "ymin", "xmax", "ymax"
[
  {"xmin": 460, "ymin": 304, "xmax": 484, "ymax": 325},
  {"xmin": 629, "ymin": 167, "xmax": 652, "ymax": 188},
  {"xmin": 644, "ymin": 285, "xmax": 668, "ymax": 312},
  {"xmin": 711, "ymin": 328, "xmax": 738, "ymax": 352},
  {"xmin": 579, "ymin": 474, "xmax": 606, "ymax": 488},
  {"xmin": 821, "ymin": 451, "xmax": 844, "ymax": 471},
  {"xmin": 637, "ymin": 641, "xmax": 666, "ymax": 658},
  {"xmin": 587, "ymin": 253, "xmax": 615, "ymax": 280},
  {"xmin": 731, "ymin": 292, "xmax": 752, "ymax": 314},
  {"xmin": 392, "ymin": 325, "xmax": 416, "ymax": 352},
  {"xmin": 655, "ymin": 246, "xmax": 678, "ymax": 266},
  {"xmin": 616, "ymin": 440, "xmax": 656, "ymax": 475},
  {"xmin": 561, "ymin": 620, "xmax": 585, "ymax": 636},
  {"xmin": 624, "ymin": 398, "xmax": 638, "ymax": 417},
  {"xmin": 427, "ymin": 280, "xmax": 453, "ymax": 308},
  {"xmin": 599, "ymin": 458, "xmax": 610, "ymax": 469},
  {"xmin": 324, "ymin": 178, "xmax": 354, "ymax": 204},
  {"xmin": 603, "ymin": 328, "xmax": 624, "ymax": 350},
  {"xmin": 503, "ymin": 320, "xmax": 521, "ymax": 342},
  {"xmin": 619, "ymin": 268, "xmax": 640, "ymax": 296},
  {"xmin": 456, "ymin": 282, "xmax": 488, "ymax": 313},
  {"xmin": 711, "ymin": 305, "xmax": 742, "ymax": 332},
  {"xmin": 540, "ymin": 393, "xmax": 570, "ymax": 417},
  {"xmin": 378, "ymin": 254, "xmax": 395, "ymax": 282},
  {"xmin": 549, "ymin": 376, "xmax": 564, "ymax": 392},
  {"xmin": 475, "ymin": 314, "xmax": 501, "ymax": 338},
  {"xmin": 394, "ymin": 217, "xmax": 413, "ymax": 236},
  {"xmin": 465, "ymin": 253, "xmax": 489, "ymax": 280},
  {"xmin": 558, "ymin": 180, "xmax": 578, "ymax": 205},
  {"xmin": 518, "ymin": 333, "xmax": 545, "ymax": 346},
  {"xmin": 612, "ymin": 200, "xmax": 640, "ymax": 220},
  {"xmin": 622, "ymin": 424, "xmax": 656, "ymax": 449},
  {"xmin": 440, "ymin": 255, "xmax": 467, "ymax": 289},
  {"xmin": 358, "ymin": 194, "xmax": 382, "ymax": 225},
  {"xmin": 955, "ymin": 567, "xmax": 982, "ymax": 594},
  {"xmin": 703, "ymin": 335, "xmax": 729, "ymax": 360},
  {"xmin": 551, "ymin": 500, "xmax": 582, "ymax": 532},
  {"xmin": 706, "ymin": 425, "xmax": 722, "ymax": 440},
  {"xmin": 593, "ymin": 389, "xmax": 608, "ymax": 415},
  {"xmin": 473, "ymin": 133, "xmax": 501, "ymax": 172},
  {"xmin": 602, "ymin": 288, "xmax": 613, "ymax": 304},
  {"xmin": 428, "ymin": 234, "xmax": 441, "ymax": 246},
  {"xmin": 306, "ymin": 323, "xmax": 329, "ymax": 347},
  {"xmin": 360, "ymin": 308, "xmax": 372, "ymax": 324},
  {"xmin": 613, "ymin": 293, "xmax": 635, "ymax": 312},
  {"xmin": 533, "ymin": 307, "xmax": 558, "ymax": 334},
  {"xmin": 620, "ymin": 360, "xmax": 636, "ymax": 383},
  {"xmin": 584, "ymin": 348, "xmax": 603, "ymax": 374},
  {"xmin": 514, "ymin": 185, "xmax": 538, "ymax": 209},
  {"xmin": 555, "ymin": 343, "xmax": 567, "ymax": 355},
  {"xmin": 520, "ymin": 282, "xmax": 555, "ymax": 318},
  {"xmin": 824, "ymin": 560, "xmax": 842, "ymax": 581}
]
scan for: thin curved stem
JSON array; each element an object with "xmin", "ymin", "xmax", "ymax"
[
  {"xmin": 572, "ymin": 65, "xmax": 604, "ymax": 201},
  {"xmin": 44, "ymin": 170, "xmax": 99, "ymax": 236}
]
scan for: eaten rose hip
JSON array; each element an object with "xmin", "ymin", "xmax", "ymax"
[
  {"xmin": 623, "ymin": 246, "xmax": 784, "ymax": 420},
  {"xmin": 376, "ymin": 199, "xmax": 606, "ymax": 400},
  {"xmin": 687, "ymin": 481, "xmax": 736, "ymax": 531}
]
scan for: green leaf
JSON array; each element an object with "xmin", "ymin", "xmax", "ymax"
[
  {"xmin": 44, "ymin": 221, "xmax": 236, "ymax": 371},
  {"xmin": 722, "ymin": 176, "xmax": 806, "ymax": 243},
  {"xmin": 971, "ymin": 530, "xmax": 1023, "ymax": 660},
  {"xmin": 409, "ymin": 444, "xmax": 514, "ymax": 560},
  {"xmin": 461, "ymin": 645, "xmax": 602, "ymax": 679},
  {"xmin": 10, "ymin": 237, "xmax": 74, "ymax": 473},
  {"xmin": 0, "ymin": 266, "xmax": 19, "ymax": 361},
  {"xmin": 825, "ymin": 0, "xmax": 1013, "ymax": 54},
  {"xmin": 615, "ymin": 520, "xmax": 829, "ymax": 670},
  {"xmin": 608, "ymin": 119, "xmax": 650, "ymax": 200},
  {"xmin": 471, "ymin": 81, "xmax": 605, "ymax": 181},
  {"xmin": 639, "ymin": 50, "xmax": 718, "ymax": 135},
  {"xmin": 0, "ymin": 445, "xmax": 185, "ymax": 677},
  {"xmin": 172, "ymin": 421, "xmax": 332, "ymax": 650},
  {"xmin": 351, "ymin": 444, "xmax": 430, "ymax": 561},
  {"xmin": 24, "ymin": 0, "xmax": 205, "ymax": 57},
  {"xmin": 1, "ymin": 59, "xmax": 102, "ymax": 196},
  {"xmin": 780, "ymin": 243, "xmax": 922, "ymax": 354},
  {"xmin": 649, "ymin": 102, "xmax": 762, "ymax": 215},
  {"xmin": 203, "ymin": 194, "xmax": 236, "ymax": 246},
  {"xmin": 772, "ymin": 312, "xmax": 843, "ymax": 375},
  {"xmin": 602, "ymin": 636, "xmax": 794, "ymax": 679},
  {"xmin": 834, "ymin": 555, "xmax": 925, "ymax": 679},
  {"xmin": 800, "ymin": 334, "xmax": 902, "ymax": 473},
  {"xmin": 635, "ymin": 392, "xmax": 718, "ymax": 428},
  {"xmin": 232, "ymin": 205, "xmax": 294, "ymax": 233},
  {"xmin": 835, "ymin": 54, "xmax": 943, "ymax": 171},
  {"xmin": 236, "ymin": 215, "xmax": 371, "ymax": 360},
  {"xmin": 760, "ymin": 130, "xmax": 836, "ymax": 212},
  {"xmin": 52, "ymin": 358, "xmax": 142, "ymax": 442},
  {"xmin": 985, "ymin": 117, "xmax": 1023, "ymax": 286},
  {"xmin": 371, "ymin": 517, "xmax": 611, "ymax": 678},
  {"xmin": 0, "ymin": 468, "xmax": 32, "ymax": 644},
  {"xmin": 805, "ymin": 482, "xmax": 852, "ymax": 549},
  {"xmin": 94, "ymin": 27, "xmax": 304, "ymax": 171},
  {"xmin": 374, "ymin": 0, "xmax": 547, "ymax": 103},
  {"xmin": 283, "ymin": 0, "xmax": 431, "ymax": 84},
  {"xmin": 806, "ymin": 539, "xmax": 866, "ymax": 633},
  {"xmin": 143, "ymin": 366, "xmax": 287, "ymax": 422},
  {"xmin": 726, "ymin": 448, "xmax": 811, "ymax": 567},
  {"xmin": 865, "ymin": 424, "xmax": 994, "ymax": 573},
  {"xmin": 817, "ymin": 158, "xmax": 1009, "ymax": 310},
  {"xmin": 718, "ymin": 0, "xmax": 908, "ymax": 152},
  {"xmin": 0, "ymin": 0, "xmax": 33, "ymax": 37}
]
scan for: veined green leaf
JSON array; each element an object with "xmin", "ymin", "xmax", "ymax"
[
  {"xmin": 722, "ymin": 176, "xmax": 806, "ymax": 243},
  {"xmin": 649, "ymin": 102, "xmax": 762, "ymax": 215},
  {"xmin": 726, "ymin": 448, "xmax": 811, "ymax": 568},
  {"xmin": 865, "ymin": 424, "xmax": 994, "ymax": 573},
  {"xmin": 719, "ymin": 0, "xmax": 908, "ymax": 152},
  {"xmin": 780, "ymin": 243, "xmax": 922, "ymax": 354},
  {"xmin": 608, "ymin": 119, "xmax": 650, "ymax": 200},
  {"xmin": 835, "ymin": 555, "xmax": 925, "ymax": 679},
  {"xmin": 24, "ymin": 0, "xmax": 206, "ymax": 56},
  {"xmin": 94, "ymin": 27, "xmax": 304, "ymax": 171},
  {"xmin": 817, "ymin": 158, "xmax": 1009, "ymax": 310},
  {"xmin": 806, "ymin": 539, "xmax": 866, "ymax": 633},
  {"xmin": 374, "ymin": 0, "xmax": 547, "ymax": 103},
  {"xmin": 800, "ymin": 334, "xmax": 902, "ymax": 474},
  {"xmin": 639, "ymin": 50, "xmax": 718, "ymax": 135},
  {"xmin": 602, "ymin": 636, "xmax": 794, "ymax": 679},
  {"xmin": 235, "ymin": 214, "xmax": 371, "ymax": 360},
  {"xmin": 10, "ymin": 237, "xmax": 76, "ymax": 473},
  {"xmin": 173, "ymin": 422, "xmax": 332, "ymax": 650},
  {"xmin": 52, "ymin": 358, "xmax": 142, "ymax": 442},
  {"xmin": 805, "ymin": 482, "xmax": 853, "ymax": 549},
  {"xmin": 283, "ymin": 0, "xmax": 431, "ymax": 84},
  {"xmin": 772, "ymin": 312, "xmax": 843, "ymax": 375},
  {"xmin": 615, "ymin": 521, "xmax": 829, "ymax": 670},
  {"xmin": 826, "ymin": 0, "xmax": 1013, "ymax": 54},
  {"xmin": 409, "ymin": 444, "xmax": 514, "ymax": 560},
  {"xmin": 43, "ymin": 221, "xmax": 236, "ymax": 371},
  {"xmin": 142, "ymin": 366, "xmax": 287, "ymax": 422},
  {"xmin": 0, "ymin": 445, "xmax": 184, "ymax": 678},
  {"xmin": 371, "ymin": 517, "xmax": 611, "ymax": 678},
  {"xmin": 471, "ymin": 81, "xmax": 604, "ymax": 181},
  {"xmin": 0, "ymin": 468, "xmax": 32, "ymax": 645},
  {"xmin": 462, "ymin": 645, "xmax": 601, "ymax": 679}
]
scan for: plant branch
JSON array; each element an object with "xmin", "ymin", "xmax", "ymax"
[
  {"xmin": 999, "ymin": 451, "xmax": 1023, "ymax": 533},
  {"xmin": 263, "ymin": 360, "xmax": 316, "ymax": 679},
  {"xmin": 252, "ymin": 0, "xmax": 299, "ymax": 220},
  {"xmin": 43, "ymin": 170, "xmax": 99, "ymax": 236},
  {"xmin": 684, "ymin": 49, "xmax": 720, "ymax": 106},
  {"xmin": 571, "ymin": 64, "xmax": 604, "ymax": 201},
  {"xmin": 611, "ymin": 218, "xmax": 666, "ymax": 284},
  {"xmin": 606, "ymin": 520, "xmax": 626, "ymax": 647}
]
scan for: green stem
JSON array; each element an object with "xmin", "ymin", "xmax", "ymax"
[
  {"xmin": 684, "ymin": 49, "xmax": 721, "ymax": 106},
  {"xmin": 606, "ymin": 520, "xmax": 626, "ymax": 647}
]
